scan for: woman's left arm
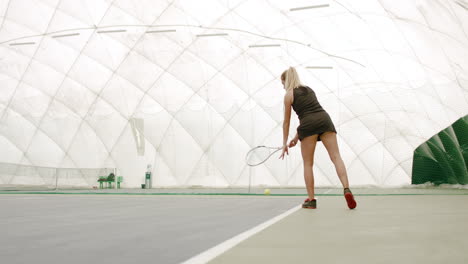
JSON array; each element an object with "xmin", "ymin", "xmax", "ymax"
[{"xmin": 280, "ymin": 91, "xmax": 293, "ymax": 159}]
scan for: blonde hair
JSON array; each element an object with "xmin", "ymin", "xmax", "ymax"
[{"xmin": 281, "ymin": 67, "xmax": 302, "ymax": 91}]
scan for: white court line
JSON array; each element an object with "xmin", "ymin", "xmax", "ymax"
[
  {"xmin": 0, "ymin": 196, "xmax": 45, "ymax": 200},
  {"xmin": 181, "ymin": 204, "xmax": 301, "ymax": 264}
]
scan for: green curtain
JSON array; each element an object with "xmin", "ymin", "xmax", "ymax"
[{"xmin": 412, "ymin": 115, "xmax": 468, "ymax": 185}]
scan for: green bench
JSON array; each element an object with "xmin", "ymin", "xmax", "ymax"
[{"xmin": 97, "ymin": 173, "xmax": 123, "ymax": 189}]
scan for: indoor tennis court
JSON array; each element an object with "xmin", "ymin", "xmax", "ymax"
[
  {"xmin": 1, "ymin": 188, "xmax": 468, "ymax": 264},
  {"xmin": 1, "ymin": 0, "xmax": 468, "ymax": 263}
]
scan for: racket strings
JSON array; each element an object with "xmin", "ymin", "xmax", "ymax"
[{"xmin": 245, "ymin": 146, "xmax": 281, "ymax": 166}]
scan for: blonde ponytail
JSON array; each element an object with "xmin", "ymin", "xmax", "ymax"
[{"xmin": 281, "ymin": 67, "xmax": 302, "ymax": 91}]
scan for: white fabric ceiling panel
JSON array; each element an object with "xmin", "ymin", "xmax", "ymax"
[
  {"xmin": 67, "ymin": 123, "xmax": 111, "ymax": 168},
  {"xmin": 0, "ymin": 0, "xmax": 466, "ymax": 188}
]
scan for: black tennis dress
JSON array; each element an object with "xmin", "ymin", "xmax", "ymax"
[{"xmin": 292, "ymin": 86, "xmax": 337, "ymax": 141}]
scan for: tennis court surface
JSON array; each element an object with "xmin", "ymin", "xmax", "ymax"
[{"xmin": 1, "ymin": 187, "xmax": 468, "ymax": 264}]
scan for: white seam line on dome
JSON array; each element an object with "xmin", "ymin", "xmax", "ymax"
[
  {"xmin": 0, "ymin": 121, "xmax": 37, "ymax": 168},
  {"xmin": 81, "ymin": 0, "xmax": 96, "ymax": 29},
  {"xmin": 234, "ymin": 4, "xmax": 365, "ymax": 66},
  {"xmin": 0, "ymin": 98, "xmax": 81, "ymax": 156},
  {"xmin": 342, "ymin": 114, "xmax": 409, "ymax": 185},
  {"xmin": 18, "ymin": 13, "xmax": 236, "ymax": 186},
  {"xmin": 228, "ymin": 92, "xmax": 311, "ymax": 186},
  {"xmin": 18, "ymin": 0, "xmax": 121, "ymax": 177},
  {"xmin": 375, "ymin": 1, "xmax": 463, "ymax": 139},
  {"xmin": 343, "ymin": 11, "xmax": 468, "ymax": 48},
  {"xmin": 285, "ymin": 0, "xmax": 465, "ymax": 136},
  {"xmin": 321, "ymin": 41, "xmax": 380, "ymax": 182},
  {"xmin": 377, "ymin": 0, "xmax": 467, "ymax": 113},
  {"xmin": 290, "ymin": 4, "xmax": 330, "ymax": 12},
  {"xmin": 69, "ymin": 0, "xmax": 170, "ymax": 182},
  {"xmin": 345, "ymin": 135, "xmax": 412, "ymax": 180},
  {"xmin": 4, "ymin": 3, "xmax": 314, "ymax": 186},
  {"xmin": 230, "ymin": 1, "xmax": 345, "ymax": 185},
  {"xmin": 266, "ymin": 0, "xmax": 354, "ymax": 97},
  {"xmin": 0, "ymin": 129, "xmax": 25, "ymax": 155},
  {"xmin": 2, "ymin": 34, "xmax": 159, "ymax": 162},
  {"xmin": 456, "ymin": 0, "xmax": 468, "ymax": 11},
  {"xmin": 173, "ymin": 2, "xmax": 252, "ymax": 186},
  {"xmin": 338, "ymin": 108, "xmax": 442, "ymax": 130},
  {"xmin": 0, "ymin": 0, "xmax": 11, "ymax": 31},
  {"xmin": 0, "ymin": 24, "xmax": 366, "ymax": 67},
  {"xmin": 0, "ymin": 69, "xmax": 118, "ymax": 164},
  {"xmin": 226, "ymin": 52, "xmax": 280, "ymax": 184},
  {"xmin": 2, "ymin": 0, "xmax": 72, "ymax": 183},
  {"xmin": 52, "ymin": 0, "xmax": 144, "ymax": 176},
  {"xmin": 382, "ymin": 158, "xmax": 413, "ymax": 184},
  {"xmin": 165, "ymin": 0, "xmax": 290, "ymax": 186},
  {"xmin": 319, "ymin": 3, "xmax": 440, "ymax": 184},
  {"xmin": 3, "ymin": 8, "xmax": 408, "ymax": 187},
  {"xmin": 416, "ymin": 5, "xmax": 456, "ymax": 121},
  {"xmin": 336, "ymin": 73, "xmax": 463, "ymax": 121},
  {"xmin": 3, "ymin": 36, "xmax": 356, "ymax": 184},
  {"xmin": 449, "ymin": 1, "xmax": 468, "ymax": 41},
  {"xmin": 331, "ymin": 0, "xmax": 363, "ymax": 20},
  {"xmin": 0, "ymin": 103, "xmax": 72, "ymax": 147},
  {"xmin": 99, "ymin": 5, "xmax": 212, "ymax": 185},
  {"xmin": 267, "ymin": 5, "xmax": 345, "ymax": 99},
  {"xmin": 127, "ymin": 1, "xmax": 254, "ymax": 184},
  {"xmin": 3, "ymin": 95, "xmax": 111, "ymax": 178},
  {"xmin": 1, "ymin": 2, "xmax": 458, "ymax": 187},
  {"xmin": 5, "ymin": 37, "xmax": 452, "ymax": 157},
  {"xmin": 325, "ymin": 105, "xmax": 440, "ymax": 182},
  {"xmin": 270, "ymin": 1, "xmax": 383, "ymax": 183},
  {"xmin": 231, "ymin": 122, "xmax": 288, "ymax": 186},
  {"xmin": 5, "ymin": 0, "xmax": 97, "ymax": 44},
  {"xmin": 42, "ymin": 4, "xmax": 468, "ymax": 184},
  {"xmin": 89, "ymin": 1, "xmax": 187, "ymax": 185},
  {"xmin": 6, "ymin": 10, "xmax": 467, "ymax": 67}
]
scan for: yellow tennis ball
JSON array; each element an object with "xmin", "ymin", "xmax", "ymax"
[{"xmin": 264, "ymin": 188, "xmax": 271, "ymax": 195}]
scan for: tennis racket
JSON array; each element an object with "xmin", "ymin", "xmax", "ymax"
[{"xmin": 245, "ymin": 146, "xmax": 283, "ymax": 166}]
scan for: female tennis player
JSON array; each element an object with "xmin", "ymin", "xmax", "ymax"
[{"xmin": 279, "ymin": 67, "xmax": 357, "ymax": 209}]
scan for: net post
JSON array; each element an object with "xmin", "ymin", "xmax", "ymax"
[
  {"xmin": 55, "ymin": 168, "xmax": 58, "ymax": 191},
  {"xmin": 248, "ymin": 166, "xmax": 252, "ymax": 194},
  {"xmin": 114, "ymin": 168, "xmax": 117, "ymax": 189}
]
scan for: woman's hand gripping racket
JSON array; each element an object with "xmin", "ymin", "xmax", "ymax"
[
  {"xmin": 246, "ymin": 138, "xmax": 299, "ymax": 166},
  {"xmin": 245, "ymin": 146, "xmax": 282, "ymax": 166}
]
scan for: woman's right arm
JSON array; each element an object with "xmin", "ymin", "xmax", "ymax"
[{"xmin": 289, "ymin": 133, "xmax": 299, "ymax": 148}]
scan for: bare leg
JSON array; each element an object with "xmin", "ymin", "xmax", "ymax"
[
  {"xmin": 320, "ymin": 132, "xmax": 349, "ymax": 189},
  {"xmin": 300, "ymin": 135, "xmax": 318, "ymax": 200},
  {"xmin": 321, "ymin": 132, "xmax": 357, "ymax": 209}
]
